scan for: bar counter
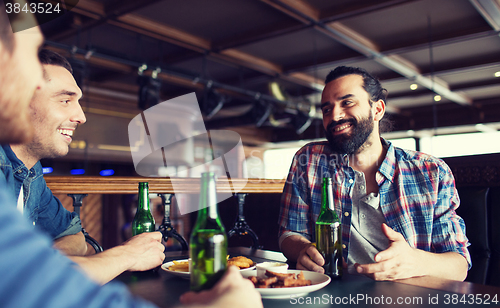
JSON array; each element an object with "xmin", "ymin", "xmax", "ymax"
[{"xmin": 45, "ymin": 176, "xmax": 285, "ymax": 194}]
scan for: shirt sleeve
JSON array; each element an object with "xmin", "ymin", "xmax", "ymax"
[
  {"xmin": 0, "ymin": 184, "xmax": 157, "ymax": 308},
  {"xmin": 35, "ymin": 177, "xmax": 81, "ymax": 239},
  {"xmin": 53, "ymin": 215, "xmax": 82, "ymax": 240},
  {"xmin": 432, "ymin": 161, "xmax": 472, "ymax": 269},
  {"xmin": 278, "ymin": 150, "xmax": 313, "ymax": 239}
]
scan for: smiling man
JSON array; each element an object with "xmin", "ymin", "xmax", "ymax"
[
  {"xmin": 1, "ymin": 49, "xmax": 87, "ymax": 255},
  {"xmin": 0, "ymin": 49, "xmax": 167, "ymax": 285},
  {"xmin": 278, "ymin": 66, "xmax": 471, "ymax": 281},
  {"xmin": 0, "ymin": 3, "xmax": 261, "ymax": 306}
]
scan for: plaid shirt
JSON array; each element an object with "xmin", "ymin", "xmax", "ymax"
[{"xmin": 279, "ymin": 139, "xmax": 471, "ymax": 268}]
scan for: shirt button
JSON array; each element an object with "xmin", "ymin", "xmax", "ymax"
[
  {"xmin": 342, "ymin": 244, "xmax": 346, "ymax": 249},
  {"xmin": 348, "ymin": 179, "xmax": 354, "ymax": 184},
  {"xmin": 344, "ymin": 212, "xmax": 349, "ymax": 217},
  {"xmin": 360, "ymin": 185, "xmax": 365, "ymax": 190},
  {"xmin": 361, "ymin": 214, "xmax": 366, "ymax": 219},
  {"xmin": 17, "ymin": 170, "xmax": 22, "ymax": 173}
]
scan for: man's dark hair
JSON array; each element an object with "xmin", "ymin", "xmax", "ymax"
[
  {"xmin": 325, "ymin": 66, "xmax": 388, "ymax": 106},
  {"xmin": 0, "ymin": 0, "xmax": 18, "ymax": 53},
  {"xmin": 39, "ymin": 49, "xmax": 73, "ymax": 75},
  {"xmin": 325, "ymin": 66, "xmax": 393, "ymax": 132}
]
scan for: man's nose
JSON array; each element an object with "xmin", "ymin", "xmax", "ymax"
[
  {"xmin": 332, "ymin": 106, "xmax": 345, "ymax": 121},
  {"xmin": 71, "ymin": 103, "xmax": 87, "ymax": 124}
]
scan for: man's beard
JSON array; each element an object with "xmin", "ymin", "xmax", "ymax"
[{"xmin": 325, "ymin": 113, "xmax": 374, "ymax": 155}]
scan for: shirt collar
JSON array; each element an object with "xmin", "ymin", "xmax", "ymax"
[
  {"xmin": 377, "ymin": 138, "xmax": 396, "ymax": 184},
  {"xmin": 1, "ymin": 144, "xmax": 41, "ymax": 176},
  {"xmin": 1, "ymin": 145, "xmax": 25, "ymax": 171}
]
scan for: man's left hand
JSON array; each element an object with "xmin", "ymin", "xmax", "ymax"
[{"xmin": 354, "ymin": 223, "xmax": 422, "ymax": 281}]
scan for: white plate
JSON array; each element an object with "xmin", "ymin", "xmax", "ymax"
[
  {"xmin": 161, "ymin": 259, "xmax": 256, "ymax": 279},
  {"xmin": 241, "ymin": 269, "xmax": 331, "ymax": 299}
]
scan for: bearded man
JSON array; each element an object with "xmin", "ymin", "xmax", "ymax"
[{"xmin": 278, "ymin": 66, "xmax": 470, "ymax": 281}]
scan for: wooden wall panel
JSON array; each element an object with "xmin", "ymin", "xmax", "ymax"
[{"xmin": 56, "ymin": 193, "xmax": 103, "ymax": 245}]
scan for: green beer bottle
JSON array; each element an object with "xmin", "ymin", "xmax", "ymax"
[
  {"xmin": 132, "ymin": 182, "xmax": 155, "ymax": 236},
  {"xmin": 315, "ymin": 177, "xmax": 342, "ymax": 279},
  {"xmin": 190, "ymin": 172, "xmax": 228, "ymax": 291}
]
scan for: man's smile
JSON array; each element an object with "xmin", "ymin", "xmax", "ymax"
[
  {"xmin": 328, "ymin": 119, "xmax": 355, "ymax": 136},
  {"xmin": 57, "ymin": 128, "xmax": 74, "ymax": 137},
  {"xmin": 57, "ymin": 128, "xmax": 75, "ymax": 143},
  {"xmin": 332, "ymin": 123, "xmax": 352, "ymax": 134}
]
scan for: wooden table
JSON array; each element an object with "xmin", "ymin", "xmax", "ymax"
[{"xmin": 119, "ymin": 248, "xmax": 500, "ymax": 308}]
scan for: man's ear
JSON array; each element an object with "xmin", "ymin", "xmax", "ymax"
[{"xmin": 373, "ymin": 99, "xmax": 386, "ymax": 122}]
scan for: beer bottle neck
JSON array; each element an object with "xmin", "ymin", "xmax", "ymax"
[
  {"xmin": 321, "ymin": 183, "xmax": 334, "ymax": 211},
  {"xmin": 200, "ymin": 176, "xmax": 218, "ymax": 219},
  {"xmin": 138, "ymin": 184, "xmax": 150, "ymax": 211}
]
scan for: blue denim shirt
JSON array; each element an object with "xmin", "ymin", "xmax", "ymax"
[
  {"xmin": 0, "ymin": 145, "xmax": 81, "ymax": 239},
  {"xmin": 0, "ymin": 176, "xmax": 156, "ymax": 308}
]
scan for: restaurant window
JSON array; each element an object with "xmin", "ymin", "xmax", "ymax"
[
  {"xmin": 263, "ymin": 147, "xmax": 300, "ymax": 179},
  {"xmin": 385, "ymin": 137, "xmax": 417, "ymax": 151},
  {"xmin": 420, "ymin": 131, "xmax": 500, "ymax": 158}
]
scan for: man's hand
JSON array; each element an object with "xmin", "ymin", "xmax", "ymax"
[
  {"xmin": 67, "ymin": 231, "xmax": 165, "ymax": 284},
  {"xmin": 296, "ymin": 243, "xmax": 325, "ymax": 273},
  {"xmin": 354, "ymin": 223, "xmax": 421, "ymax": 280},
  {"xmin": 179, "ymin": 266, "xmax": 262, "ymax": 308},
  {"xmin": 121, "ymin": 231, "xmax": 165, "ymax": 271},
  {"xmin": 355, "ymin": 223, "xmax": 468, "ymax": 281}
]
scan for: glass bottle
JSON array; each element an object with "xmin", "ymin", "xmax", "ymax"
[
  {"xmin": 132, "ymin": 182, "xmax": 155, "ymax": 236},
  {"xmin": 315, "ymin": 177, "xmax": 342, "ymax": 279},
  {"xmin": 190, "ymin": 172, "xmax": 228, "ymax": 291}
]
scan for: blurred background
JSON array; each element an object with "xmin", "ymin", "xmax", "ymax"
[{"xmin": 37, "ymin": 0, "xmax": 500, "ymax": 179}]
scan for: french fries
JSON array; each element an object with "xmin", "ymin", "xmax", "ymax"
[
  {"xmin": 167, "ymin": 260, "xmax": 189, "ymax": 272},
  {"xmin": 167, "ymin": 256, "xmax": 255, "ymax": 272},
  {"xmin": 248, "ymin": 270, "xmax": 312, "ymax": 288}
]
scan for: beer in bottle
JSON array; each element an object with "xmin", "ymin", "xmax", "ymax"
[
  {"xmin": 132, "ymin": 182, "xmax": 155, "ymax": 236},
  {"xmin": 315, "ymin": 177, "xmax": 342, "ymax": 279},
  {"xmin": 190, "ymin": 172, "xmax": 228, "ymax": 291}
]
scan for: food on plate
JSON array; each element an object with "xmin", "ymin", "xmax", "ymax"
[
  {"xmin": 167, "ymin": 260, "xmax": 189, "ymax": 272},
  {"xmin": 248, "ymin": 270, "xmax": 312, "ymax": 288},
  {"xmin": 227, "ymin": 256, "xmax": 255, "ymax": 269},
  {"xmin": 167, "ymin": 256, "xmax": 255, "ymax": 272}
]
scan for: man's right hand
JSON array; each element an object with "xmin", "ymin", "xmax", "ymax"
[
  {"xmin": 121, "ymin": 231, "xmax": 165, "ymax": 271},
  {"xmin": 296, "ymin": 243, "xmax": 325, "ymax": 273}
]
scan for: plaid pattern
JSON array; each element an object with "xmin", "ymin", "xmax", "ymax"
[{"xmin": 279, "ymin": 139, "xmax": 471, "ymax": 268}]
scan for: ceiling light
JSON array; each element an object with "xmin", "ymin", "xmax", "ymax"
[
  {"xmin": 434, "ymin": 95, "xmax": 442, "ymax": 102},
  {"xmin": 410, "ymin": 84, "xmax": 418, "ymax": 90},
  {"xmin": 495, "ymin": 71, "xmax": 500, "ymax": 77},
  {"xmin": 269, "ymin": 81, "xmax": 286, "ymax": 101}
]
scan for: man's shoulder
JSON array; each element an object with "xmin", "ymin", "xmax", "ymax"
[
  {"xmin": 0, "ymin": 145, "xmax": 13, "ymax": 171},
  {"xmin": 392, "ymin": 146, "xmax": 448, "ymax": 170}
]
